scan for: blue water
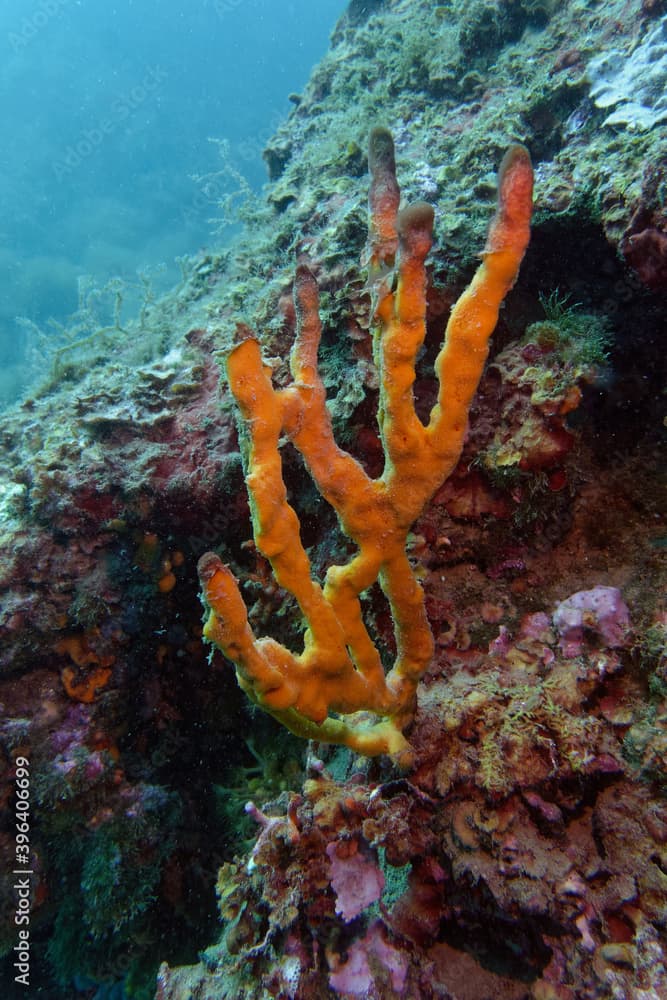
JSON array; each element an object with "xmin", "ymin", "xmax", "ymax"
[{"xmin": 0, "ymin": 0, "xmax": 346, "ymax": 404}]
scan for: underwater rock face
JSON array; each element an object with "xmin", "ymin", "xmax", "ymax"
[
  {"xmin": 588, "ymin": 17, "xmax": 667, "ymax": 131},
  {"xmin": 0, "ymin": 0, "xmax": 666, "ymax": 997},
  {"xmin": 154, "ymin": 591, "xmax": 667, "ymax": 996}
]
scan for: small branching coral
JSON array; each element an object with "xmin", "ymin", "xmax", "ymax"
[
  {"xmin": 214, "ymin": 734, "xmax": 304, "ymax": 845},
  {"xmin": 17, "ymin": 270, "xmax": 167, "ymax": 394},
  {"xmin": 199, "ymin": 128, "xmax": 533, "ymax": 763}
]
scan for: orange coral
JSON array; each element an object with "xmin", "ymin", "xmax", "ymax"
[
  {"xmin": 56, "ymin": 634, "xmax": 113, "ymax": 703},
  {"xmin": 199, "ymin": 130, "xmax": 533, "ymax": 762},
  {"xmin": 61, "ymin": 665, "xmax": 112, "ymax": 703}
]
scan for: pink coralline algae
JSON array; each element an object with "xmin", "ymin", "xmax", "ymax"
[
  {"xmin": 326, "ymin": 839, "xmax": 385, "ymax": 922},
  {"xmin": 328, "ymin": 920, "xmax": 409, "ymax": 996},
  {"xmin": 553, "ymin": 586, "xmax": 632, "ymax": 657}
]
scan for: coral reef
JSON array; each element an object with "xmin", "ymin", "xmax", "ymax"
[
  {"xmin": 156, "ymin": 594, "xmax": 667, "ymax": 999},
  {"xmin": 0, "ymin": 0, "xmax": 665, "ymax": 997}
]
